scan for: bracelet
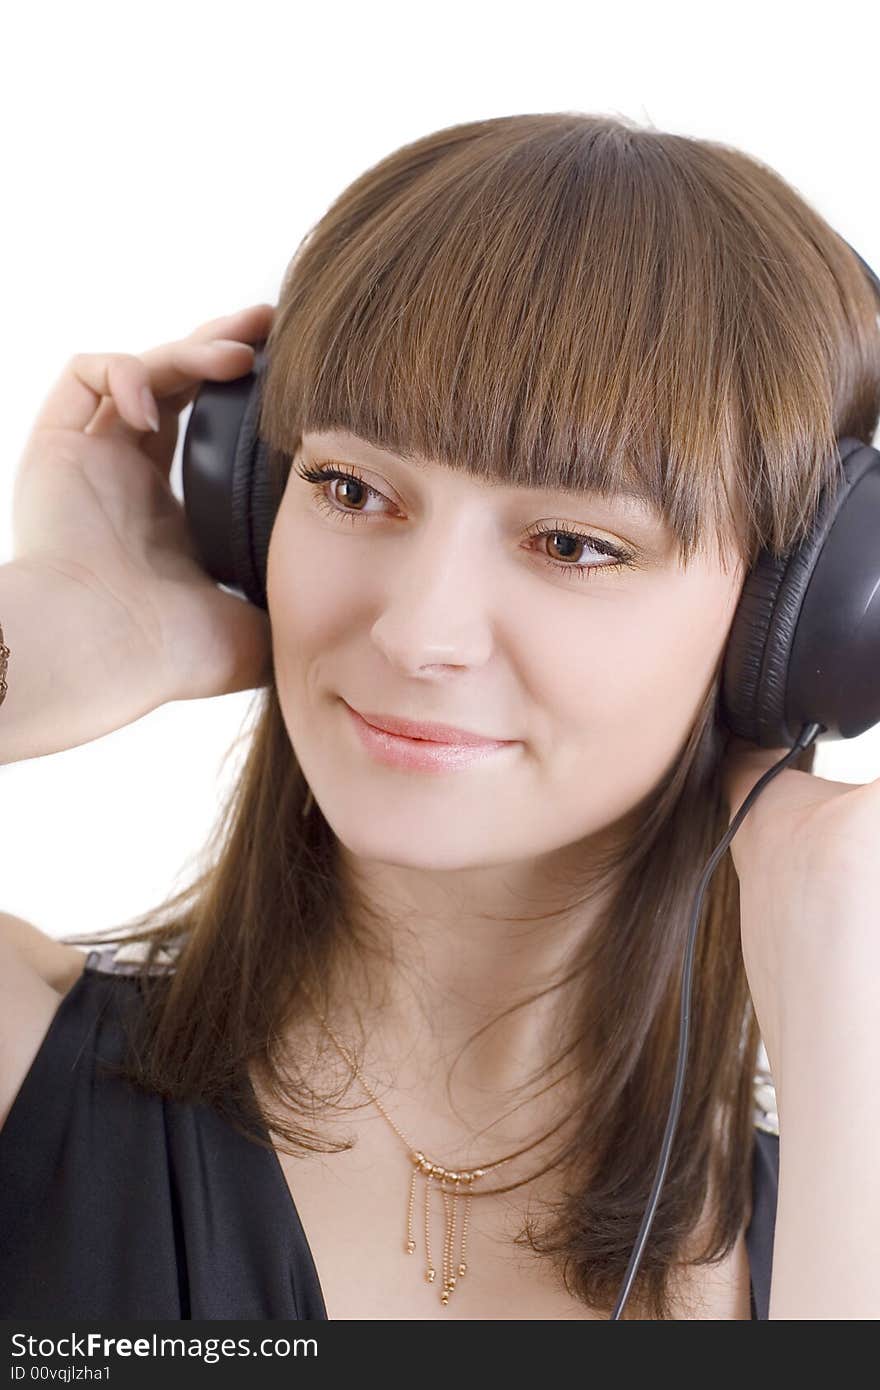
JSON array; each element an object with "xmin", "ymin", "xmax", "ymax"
[{"xmin": 0, "ymin": 621, "xmax": 8, "ymax": 707}]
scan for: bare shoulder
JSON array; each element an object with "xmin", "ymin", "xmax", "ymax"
[
  {"xmin": 0, "ymin": 912, "xmax": 88, "ymax": 996},
  {"xmin": 0, "ymin": 912, "xmax": 89, "ymax": 1132}
]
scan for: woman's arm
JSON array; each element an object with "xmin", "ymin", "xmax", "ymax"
[
  {"xmin": 769, "ymin": 960, "xmax": 880, "ymax": 1319},
  {"xmin": 720, "ymin": 743, "xmax": 880, "ymax": 1319}
]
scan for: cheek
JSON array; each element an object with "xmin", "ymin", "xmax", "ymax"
[
  {"xmin": 266, "ymin": 510, "xmax": 360, "ymax": 662},
  {"xmin": 533, "ymin": 582, "xmax": 734, "ymax": 816}
]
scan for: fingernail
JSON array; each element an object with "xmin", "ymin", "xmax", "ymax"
[{"xmin": 140, "ymin": 386, "xmax": 160, "ymax": 432}]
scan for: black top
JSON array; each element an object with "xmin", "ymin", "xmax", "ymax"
[{"xmin": 0, "ymin": 948, "xmax": 779, "ymax": 1320}]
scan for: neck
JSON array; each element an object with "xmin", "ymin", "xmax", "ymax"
[{"xmin": 290, "ymin": 827, "xmax": 629, "ymax": 1164}]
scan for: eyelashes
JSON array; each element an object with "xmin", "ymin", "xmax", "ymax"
[{"xmin": 292, "ymin": 459, "xmax": 638, "ymax": 583}]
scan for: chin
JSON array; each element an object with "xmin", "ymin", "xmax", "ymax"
[{"xmin": 320, "ymin": 805, "xmax": 511, "ymax": 872}]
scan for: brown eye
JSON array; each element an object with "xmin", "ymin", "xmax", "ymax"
[
  {"xmin": 331, "ymin": 476, "xmax": 369, "ymax": 510},
  {"xmin": 545, "ymin": 532, "xmax": 583, "ymax": 563},
  {"xmin": 525, "ymin": 519, "xmax": 636, "ymax": 580},
  {"xmin": 294, "ymin": 461, "xmax": 391, "ymax": 520}
]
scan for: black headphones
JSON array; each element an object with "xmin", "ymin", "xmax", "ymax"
[{"xmin": 180, "ymin": 235, "xmax": 880, "ymax": 1318}]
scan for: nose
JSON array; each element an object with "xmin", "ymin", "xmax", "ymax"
[{"xmin": 368, "ymin": 525, "xmax": 497, "ymax": 676}]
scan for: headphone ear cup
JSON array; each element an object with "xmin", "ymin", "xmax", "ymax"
[
  {"xmin": 182, "ymin": 342, "xmax": 279, "ymax": 610},
  {"xmin": 721, "ymin": 437, "xmax": 880, "ymax": 747},
  {"xmin": 722, "ymin": 543, "xmax": 819, "ymax": 748},
  {"xmin": 245, "ymin": 431, "xmax": 282, "ymax": 612}
]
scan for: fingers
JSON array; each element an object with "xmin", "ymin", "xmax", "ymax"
[
  {"xmin": 31, "ymin": 351, "xmax": 158, "ymax": 436},
  {"xmin": 84, "ymin": 340, "xmax": 257, "ymax": 442},
  {"xmin": 30, "ymin": 303, "xmax": 276, "ymax": 438},
  {"xmin": 184, "ymin": 302, "xmax": 276, "ymax": 347}
]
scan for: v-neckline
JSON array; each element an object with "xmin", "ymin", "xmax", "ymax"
[
  {"xmin": 80, "ymin": 962, "xmax": 761, "ymax": 1321},
  {"xmin": 239, "ymin": 1068, "xmax": 761, "ymax": 1321},
  {"xmin": 241, "ymin": 1067, "xmax": 331, "ymax": 1319}
]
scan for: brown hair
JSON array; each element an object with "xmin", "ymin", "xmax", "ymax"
[{"xmin": 62, "ymin": 112, "xmax": 880, "ymax": 1318}]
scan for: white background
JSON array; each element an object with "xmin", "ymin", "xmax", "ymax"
[{"xmin": 2, "ymin": 0, "xmax": 879, "ymax": 938}]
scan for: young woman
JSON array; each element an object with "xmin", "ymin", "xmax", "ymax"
[{"xmin": 1, "ymin": 112, "xmax": 878, "ymax": 1321}]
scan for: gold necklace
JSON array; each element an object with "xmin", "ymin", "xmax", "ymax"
[{"xmin": 304, "ymin": 996, "xmax": 515, "ymax": 1307}]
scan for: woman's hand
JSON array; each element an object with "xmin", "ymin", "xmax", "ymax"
[
  {"xmin": 12, "ymin": 303, "xmax": 277, "ymax": 706},
  {"xmin": 720, "ymin": 734, "xmax": 880, "ymax": 1106}
]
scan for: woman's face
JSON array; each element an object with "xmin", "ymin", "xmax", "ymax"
[{"xmin": 266, "ymin": 428, "xmax": 746, "ymax": 871}]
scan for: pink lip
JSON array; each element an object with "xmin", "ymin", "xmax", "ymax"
[
  {"xmin": 348, "ymin": 703, "xmax": 512, "ymax": 746},
  {"xmin": 343, "ymin": 701, "xmax": 517, "ymax": 773}
]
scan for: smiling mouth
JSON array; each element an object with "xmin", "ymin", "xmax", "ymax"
[
  {"xmin": 343, "ymin": 700, "xmax": 514, "ymax": 747},
  {"xmin": 342, "ymin": 700, "xmax": 517, "ymax": 772}
]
